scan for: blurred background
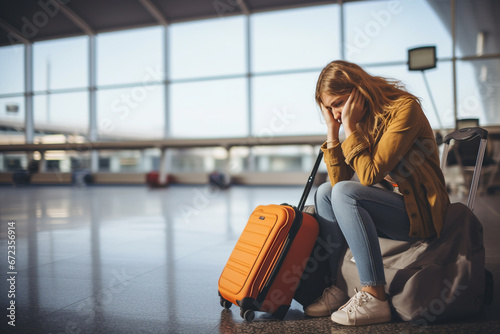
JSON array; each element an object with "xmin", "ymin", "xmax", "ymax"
[{"xmin": 0, "ymin": 0, "xmax": 499, "ymax": 185}]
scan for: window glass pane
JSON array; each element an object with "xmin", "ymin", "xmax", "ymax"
[
  {"xmin": 170, "ymin": 78, "xmax": 247, "ymax": 138},
  {"xmin": 34, "ymin": 36, "xmax": 88, "ymax": 91},
  {"xmin": 456, "ymin": 0, "xmax": 500, "ymax": 57},
  {"xmin": 251, "ymin": 5, "xmax": 340, "ymax": 73},
  {"xmin": 97, "ymin": 26, "xmax": 164, "ymax": 86},
  {"xmin": 364, "ymin": 63, "xmax": 454, "ymax": 129},
  {"xmin": 170, "ymin": 16, "xmax": 245, "ymax": 80},
  {"xmin": 97, "ymin": 85, "xmax": 164, "ymax": 140},
  {"xmin": 0, "ymin": 45, "xmax": 24, "ymax": 94},
  {"xmin": 170, "ymin": 147, "xmax": 228, "ymax": 173},
  {"xmin": 97, "ymin": 150, "xmax": 147, "ymax": 173},
  {"xmin": 457, "ymin": 59, "xmax": 500, "ymax": 126},
  {"xmin": 252, "ymin": 145, "xmax": 317, "ymax": 172},
  {"xmin": 0, "ymin": 96, "xmax": 25, "ymax": 144},
  {"xmin": 345, "ymin": 0, "xmax": 451, "ymax": 63},
  {"xmin": 0, "ymin": 153, "xmax": 29, "ymax": 171},
  {"xmin": 34, "ymin": 92, "xmax": 89, "ymax": 135},
  {"xmin": 252, "ymin": 72, "xmax": 324, "ymax": 137}
]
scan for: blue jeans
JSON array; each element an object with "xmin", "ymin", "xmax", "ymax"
[{"xmin": 314, "ymin": 181, "xmax": 413, "ymax": 287}]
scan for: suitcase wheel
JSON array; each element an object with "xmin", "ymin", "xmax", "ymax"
[
  {"xmin": 219, "ymin": 296, "xmax": 232, "ymax": 309},
  {"xmin": 240, "ymin": 309, "xmax": 255, "ymax": 321}
]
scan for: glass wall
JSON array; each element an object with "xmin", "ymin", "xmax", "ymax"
[
  {"xmin": 0, "ymin": 44, "xmax": 25, "ymax": 171},
  {"xmin": 251, "ymin": 5, "xmax": 340, "ymax": 73},
  {"xmin": 454, "ymin": 0, "xmax": 500, "ymax": 127},
  {"xmin": 97, "ymin": 26, "xmax": 164, "ymax": 86},
  {"xmin": 0, "ymin": 44, "xmax": 25, "ymax": 148},
  {"xmin": 1, "ymin": 0, "xmax": 499, "ymax": 174},
  {"xmin": 169, "ymin": 16, "xmax": 245, "ymax": 80},
  {"xmin": 345, "ymin": 0, "xmax": 452, "ymax": 63},
  {"xmin": 32, "ymin": 36, "xmax": 89, "ymax": 143}
]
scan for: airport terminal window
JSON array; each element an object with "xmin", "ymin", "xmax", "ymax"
[
  {"xmin": 251, "ymin": 72, "xmax": 324, "ymax": 137},
  {"xmin": 2, "ymin": 1, "xmax": 500, "ymax": 178},
  {"xmin": 170, "ymin": 147, "xmax": 229, "ymax": 173},
  {"xmin": 251, "ymin": 4, "xmax": 340, "ymax": 73},
  {"xmin": 455, "ymin": 0, "xmax": 500, "ymax": 57},
  {"xmin": 0, "ymin": 45, "xmax": 24, "ymax": 94},
  {"xmin": 97, "ymin": 86, "xmax": 164, "ymax": 140},
  {"xmin": 252, "ymin": 145, "xmax": 317, "ymax": 172},
  {"xmin": 345, "ymin": 0, "xmax": 452, "ymax": 63},
  {"xmin": 169, "ymin": 16, "xmax": 246, "ymax": 80},
  {"xmin": 34, "ymin": 92, "xmax": 89, "ymax": 137},
  {"xmin": 170, "ymin": 78, "xmax": 247, "ymax": 138},
  {"xmin": 0, "ymin": 45, "xmax": 26, "ymax": 145},
  {"xmin": 97, "ymin": 26, "xmax": 164, "ymax": 86},
  {"xmin": 33, "ymin": 36, "xmax": 88, "ymax": 91},
  {"xmin": 457, "ymin": 59, "xmax": 500, "ymax": 126},
  {"xmin": 365, "ymin": 62, "xmax": 455, "ymax": 130},
  {"xmin": 0, "ymin": 96, "xmax": 25, "ymax": 146},
  {"xmin": 97, "ymin": 150, "xmax": 148, "ymax": 173}
]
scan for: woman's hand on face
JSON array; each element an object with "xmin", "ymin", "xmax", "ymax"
[
  {"xmin": 341, "ymin": 88, "xmax": 366, "ymax": 137},
  {"xmin": 320, "ymin": 103, "xmax": 341, "ymax": 134}
]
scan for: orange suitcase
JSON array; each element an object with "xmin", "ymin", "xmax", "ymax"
[{"xmin": 218, "ymin": 152, "xmax": 323, "ymax": 321}]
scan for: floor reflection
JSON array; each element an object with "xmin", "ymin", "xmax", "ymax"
[{"xmin": 0, "ymin": 185, "xmax": 498, "ymax": 333}]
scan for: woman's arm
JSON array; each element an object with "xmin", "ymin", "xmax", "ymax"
[
  {"xmin": 320, "ymin": 103, "xmax": 355, "ymax": 184},
  {"xmin": 342, "ymin": 99, "xmax": 425, "ymax": 186}
]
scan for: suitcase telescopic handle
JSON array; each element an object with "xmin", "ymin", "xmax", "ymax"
[
  {"xmin": 443, "ymin": 127, "xmax": 488, "ymax": 145},
  {"xmin": 440, "ymin": 127, "xmax": 489, "ymax": 211},
  {"xmin": 297, "ymin": 150, "xmax": 324, "ymax": 211}
]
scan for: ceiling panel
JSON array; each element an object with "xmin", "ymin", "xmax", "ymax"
[
  {"xmin": 68, "ymin": 0, "xmax": 156, "ymax": 32},
  {"xmin": 0, "ymin": 0, "xmax": 337, "ymax": 47}
]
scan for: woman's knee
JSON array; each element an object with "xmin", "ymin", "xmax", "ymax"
[
  {"xmin": 316, "ymin": 182, "xmax": 332, "ymax": 201},
  {"xmin": 331, "ymin": 181, "xmax": 363, "ymax": 206}
]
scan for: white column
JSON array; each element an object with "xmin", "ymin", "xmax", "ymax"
[
  {"xmin": 110, "ymin": 155, "xmax": 121, "ymax": 173},
  {"xmin": 88, "ymin": 34, "xmax": 99, "ymax": 172},
  {"xmin": 163, "ymin": 25, "xmax": 170, "ymax": 139},
  {"xmin": 140, "ymin": 150, "xmax": 152, "ymax": 172},
  {"xmin": 38, "ymin": 151, "xmax": 47, "ymax": 173},
  {"xmin": 158, "ymin": 149, "xmax": 172, "ymax": 184},
  {"xmin": 24, "ymin": 43, "xmax": 34, "ymax": 144}
]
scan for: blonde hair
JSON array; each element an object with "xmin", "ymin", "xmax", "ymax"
[{"xmin": 315, "ymin": 60, "xmax": 420, "ymax": 144}]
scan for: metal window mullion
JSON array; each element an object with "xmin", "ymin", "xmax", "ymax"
[
  {"xmin": 164, "ymin": 25, "xmax": 170, "ymax": 139},
  {"xmin": 451, "ymin": 0, "xmax": 458, "ymax": 129},
  {"xmin": 246, "ymin": 14, "xmax": 255, "ymax": 172},
  {"xmin": 88, "ymin": 34, "xmax": 99, "ymax": 172},
  {"xmin": 159, "ymin": 24, "xmax": 172, "ymax": 183},
  {"xmin": 24, "ymin": 43, "xmax": 34, "ymax": 144},
  {"xmin": 339, "ymin": 0, "xmax": 345, "ymax": 60}
]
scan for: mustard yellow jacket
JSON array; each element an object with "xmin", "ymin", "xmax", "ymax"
[{"xmin": 321, "ymin": 99, "xmax": 450, "ymax": 238}]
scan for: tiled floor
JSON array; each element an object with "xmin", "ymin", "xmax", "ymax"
[{"xmin": 0, "ymin": 184, "xmax": 499, "ymax": 333}]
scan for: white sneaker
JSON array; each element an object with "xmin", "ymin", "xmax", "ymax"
[{"xmin": 330, "ymin": 289, "xmax": 391, "ymax": 326}]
